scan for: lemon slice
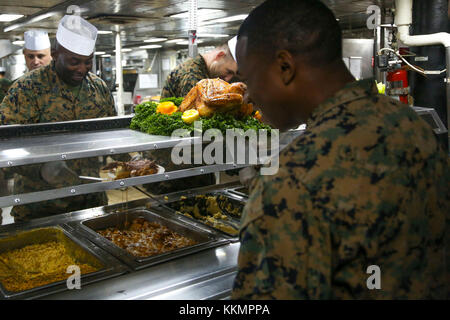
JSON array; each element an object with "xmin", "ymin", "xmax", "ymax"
[{"xmin": 182, "ymin": 109, "xmax": 200, "ymax": 124}]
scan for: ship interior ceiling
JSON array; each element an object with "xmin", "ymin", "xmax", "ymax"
[{"xmin": 0, "ymin": 0, "xmax": 396, "ymax": 51}]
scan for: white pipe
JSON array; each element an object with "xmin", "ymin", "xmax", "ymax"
[
  {"xmin": 115, "ymin": 31, "xmax": 124, "ymax": 116},
  {"xmin": 395, "ymin": 0, "xmax": 450, "ymax": 48}
]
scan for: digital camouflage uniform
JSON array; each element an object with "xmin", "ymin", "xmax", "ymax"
[
  {"xmin": 0, "ymin": 169, "xmax": 4, "ymax": 225},
  {"xmin": 0, "ymin": 61, "xmax": 117, "ymax": 222},
  {"xmin": 232, "ymin": 79, "xmax": 449, "ymax": 300},
  {"xmin": 0, "ymin": 78, "xmax": 12, "ymax": 103},
  {"xmin": 160, "ymin": 55, "xmax": 209, "ymax": 99},
  {"xmin": 144, "ymin": 55, "xmax": 214, "ymax": 194}
]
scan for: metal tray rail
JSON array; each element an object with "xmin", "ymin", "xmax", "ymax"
[
  {"xmin": 226, "ymin": 186, "xmax": 250, "ymax": 198},
  {"xmin": 0, "ymin": 226, "xmax": 128, "ymax": 300},
  {"xmin": 69, "ymin": 209, "xmax": 229, "ymax": 270},
  {"xmin": 0, "ymin": 163, "xmax": 249, "ymax": 208}
]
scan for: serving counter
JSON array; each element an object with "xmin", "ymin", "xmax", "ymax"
[
  {"xmin": 0, "ymin": 183, "xmax": 244, "ymax": 300},
  {"xmin": 0, "ymin": 116, "xmax": 303, "ymax": 300}
]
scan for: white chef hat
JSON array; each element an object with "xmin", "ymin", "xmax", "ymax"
[
  {"xmin": 56, "ymin": 15, "xmax": 97, "ymax": 56},
  {"xmin": 0, "ymin": 67, "xmax": 5, "ymax": 73},
  {"xmin": 228, "ymin": 36, "xmax": 237, "ymax": 62},
  {"xmin": 24, "ymin": 30, "xmax": 51, "ymax": 51}
]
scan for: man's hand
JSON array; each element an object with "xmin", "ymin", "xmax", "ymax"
[
  {"xmin": 239, "ymin": 166, "xmax": 257, "ymax": 188},
  {"xmin": 0, "ymin": 173, "xmax": 7, "ymax": 197},
  {"xmin": 40, "ymin": 161, "xmax": 80, "ymax": 186}
]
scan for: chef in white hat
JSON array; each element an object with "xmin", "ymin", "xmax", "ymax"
[
  {"xmin": 23, "ymin": 30, "xmax": 52, "ymax": 71},
  {"xmin": 0, "ymin": 15, "xmax": 120, "ymax": 223}
]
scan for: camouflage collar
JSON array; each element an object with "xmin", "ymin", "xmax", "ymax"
[
  {"xmin": 197, "ymin": 54, "xmax": 211, "ymax": 78},
  {"xmin": 307, "ymin": 78, "xmax": 378, "ymax": 127}
]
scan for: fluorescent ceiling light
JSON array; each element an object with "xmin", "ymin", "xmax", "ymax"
[
  {"xmin": 12, "ymin": 40, "xmax": 25, "ymax": 46},
  {"xmin": 170, "ymin": 9, "xmax": 223, "ymax": 19},
  {"xmin": 0, "ymin": 14, "xmax": 24, "ymax": 22},
  {"xmin": 202, "ymin": 14, "xmax": 248, "ymax": 25},
  {"xmin": 101, "ymin": 54, "xmax": 111, "ymax": 57},
  {"xmin": 113, "ymin": 48, "xmax": 133, "ymax": 52},
  {"xmin": 140, "ymin": 44, "xmax": 162, "ymax": 49},
  {"xmin": 94, "ymin": 51, "xmax": 106, "ymax": 55},
  {"xmin": 165, "ymin": 38, "xmax": 185, "ymax": 44},
  {"xmin": 98, "ymin": 30, "xmax": 113, "ymax": 34},
  {"xmin": 4, "ymin": 12, "xmax": 56, "ymax": 32},
  {"xmin": 197, "ymin": 33, "xmax": 229, "ymax": 38},
  {"xmin": 176, "ymin": 40, "xmax": 203, "ymax": 45},
  {"xmin": 144, "ymin": 37, "xmax": 168, "ymax": 43}
]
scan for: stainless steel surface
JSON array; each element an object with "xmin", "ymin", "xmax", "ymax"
[
  {"xmin": 0, "ymin": 126, "xmax": 297, "ymax": 207},
  {"xmin": 0, "ymin": 182, "xmax": 243, "ymax": 300},
  {"xmin": 71, "ymin": 208, "xmax": 229, "ymax": 270},
  {"xmin": 412, "ymin": 106, "xmax": 448, "ymax": 135},
  {"xmin": 0, "ymin": 128, "xmax": 199, "ymax": 168},
  {"xmin": 342, "ymin": 39, "xmax": 375, "ymax": 80},
  {"xmin": 0, "ymin": 225, "xmax": 128, "ymax": 300},
  {"xmin": 43, "ymin": 242, "xmax": 240, "ymax": 300}
]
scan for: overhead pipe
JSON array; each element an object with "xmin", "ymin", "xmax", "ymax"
[
  {"xmin": 395, "ymin": 0, "xmax": 450, "ymax": 151},
  {"xmin": 395, "ymin": 0, "xmax": 450, "ymax": 47}
]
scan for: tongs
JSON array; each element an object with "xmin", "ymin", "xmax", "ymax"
[
  {"xmin": 78, "ymin": 176, "xmax": 107, "ymax": 182},
  {"xmin": 132, "ymin": 186, "xmax": 180, "ymax": 216}
]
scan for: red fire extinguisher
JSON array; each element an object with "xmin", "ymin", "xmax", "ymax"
[
  {"xmin": 386, "ymin": 47, "xmax": 410, "ymax": 105},
  {"xmin": 387, "ymin": 69, "xmax": 409, "ymax": 104}
]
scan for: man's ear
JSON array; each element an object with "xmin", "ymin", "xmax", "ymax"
[
  {"xmin": 275, "ymin": 50, "xmax": 296, "ymax": 85},
  {"xmin": 215, "ymin": 50, "xmax": 226, "ymax": 61}
]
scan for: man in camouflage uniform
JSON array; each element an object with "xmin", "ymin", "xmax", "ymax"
[
  {"xmin": 0, "ymin": 67, "xmax": 12, "ymax": 103},
  {"xmin": 232, "ymin": 0, "xmax": 448, "ymax": 299},
  {"xmin": 160, "ymin": 41, "xmax": 238, "ymax": 99},
  {"xmin": 0, "ymin": 15, "xmax": 117, "ymax": 223}
]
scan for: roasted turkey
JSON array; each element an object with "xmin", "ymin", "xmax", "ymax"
[{"xmin": 179, "ymin": 78, "xmax": 253, "ymax": 117}]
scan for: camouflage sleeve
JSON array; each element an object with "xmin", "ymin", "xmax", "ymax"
[
  {"xmin": 160, "ymin": 78, "xmax": 175, "ymax": 99},
  {"xmin": 161, "ymin": 68, "xmax": 205, "ymax": 99},
  {"xmin": 177, "ymin": 71, "xmax": 204, "ymax": 98},
  {"xmin": 0, "ymin": 79, "xmax": 40, "ymax": 125},
  {"xmin": 97, "ymin": 78, "xmax": 116, "ymax": 117},
  {"xmin": 231, "ymin": 169, "xmax": 333, "ymax": 300}
]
